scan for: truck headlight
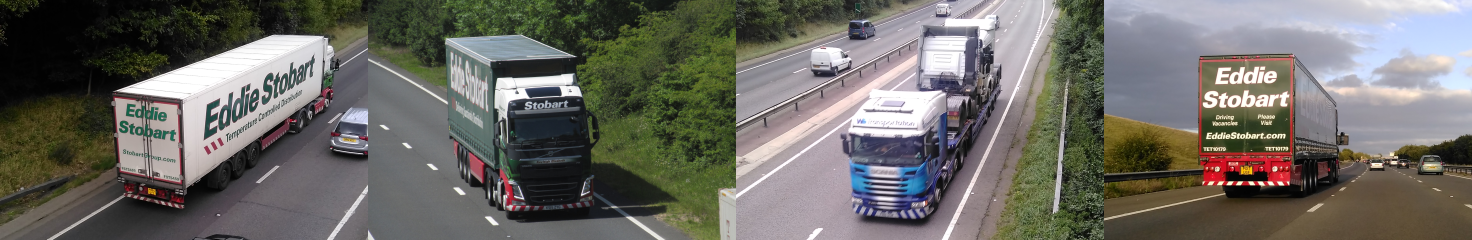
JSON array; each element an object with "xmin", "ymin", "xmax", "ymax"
[
  {"xmin": 911, "ymin": 200, "xmax": 928, "ymax": 209},
  {"xmin": 580, "ymin": 175, "xmax": 595, "ymax": 196},
  {"xmin": 508, "ymin": 180, "xmax": 525, "ymax": 200}
]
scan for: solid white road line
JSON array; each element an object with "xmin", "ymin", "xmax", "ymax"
[
  {"xmin": 1105, "ymin": 194, "xmax": 1225, "ymax": 221},
  {"xmin": 427, "ymin": 164, "xmax": 438, "ymax": 171},
  {"xmin": 380, "ymin": 125, "xmax": 390, "ymax": 130},
  {"xmin": 594, "ymin": 193, "xmax": 665, "ymax": 240},
  {"xmin": 344, "ymin": 49, "xmax": 368, "ymax": 65},
  {"xmin": 326, "ymin": 186, "xmax": 368, "ymax": 240},
  {"xmin": 257, "ymin": 165, "xmax": 282, "ymax": 183},
  {"xmin": 403, "ymin": 143, "xmax": 412, "ymax": 149},
  {"xmin": 369, "ymin": 59, "xmax": 446, "ymax": 104},
  {"xmin": 485, "ymin": 216, "xmax": 500, "ymax": 226},
  {"xmin": 453, "ymin": 187, "xmax": 466, "ymax": 195},
  {"xmin": 890, "ymin": 74, "xmax": 916, "ymax": 91},
  {"xmin": 47, "ymin": 196, "xmax": 123, "ymax": 240},
  {"xmin": 328, "ymin": 113, "xmax": 343, "ymax": 123},
  {"xmin": 807, "ymin": 228, "xmax": 824, "ymax": 240},
  {"xmin": 942, "ymin": 5, "xmax": 1052, "ymax": 240},
  {"xmin": 1307, "ymin": 203, "xmax": 1324, "ymax": 212}
]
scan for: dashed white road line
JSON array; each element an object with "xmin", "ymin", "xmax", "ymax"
[
  {"xmin": 1307, "ymin": 203, "xmax": 1324, "ymax": 212},
  {"xmin": 1106, "ymin": 194, "xmax": 1225, "ymax": 221},
  {"xmin": 427, "ymin": 163, "xmax": 438, "ymax": 171},
  {"xmin": 1465, "ymin": 204, "xmax": 1472, "ymax": 210},
  {"xmin": 453, "ymin": 187, "xmax": 466, "ymax": 195},
  {"xmin": 794, "ymin": 68, "xmax": 806, "ymax": 74},
  {"xmin": 326, "ymin": 186, "xmax": 368, "ymax": 240},
  {"xmin": 873, "ymin": 38, "xmax": 882, "ymax": 41},
  {"xmin": 328, "ymin": 113, "xmax": 343, "ymax": 123},
  {"xmin": 1434, "ymin": 188, "xmax": 1441, "ymax": 192},
  {"xmin": 403, "ymin": 143, "xmax": 412, "ymax": 149},
  {"xmin": 807, "ymin": 228, "xmax": 824, "ymax": 240},
  {"xmin": 380, "ymin": 125, "xmax": 390, "ymax": 130},
  {"xmin": 485, "ymin": 216, "xmax": 500, "ymax": 226},
  {"xmin": 256, "ymin": 165, "xmax": 282, "ymax": 184},
  {"xmin": 1339, "ymin": 187, "xmax": 1345, "ymax": 191},
  {"xmin": 47, "ymin": 196, "xmax": 123, "ymax": 240}
]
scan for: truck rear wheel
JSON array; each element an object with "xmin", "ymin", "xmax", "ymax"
[
  {"xmin": 229, "ymin": 153, "xmax": 245, "ymax": 179},
  {"xmin": 457, "ymin": 145, "xmax": 467, "ymax": 182},
  {"xmin": 245, "ymin": 143, "xmax": 261, "ymax": 168},
  {"xmin": 206, "ymin": 163, "xmax": 232, "ymax": 190}
]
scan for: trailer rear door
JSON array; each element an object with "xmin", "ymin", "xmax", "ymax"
[{"xmin": 114, "ymin": 96, "xmax": 186, "ymax": 187}]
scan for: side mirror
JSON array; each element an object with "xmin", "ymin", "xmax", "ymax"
[
  {"xmin": 923, "ymin": 134, "xmax": 938, "ymax": 157},
  {"xmin": 333, "ymin": 58, "xmax": 341, "ymax": 70},
  {"xmin": 590, "ymin": 114, "xmax": 601, "ymax": 144},
  {"xmin": 1337, "ymin": 132, "xmax": 1349, "ymax": 145},
  {"xmin": 840, "ymin": 135, "xmax": 851, "ymax": 154}
]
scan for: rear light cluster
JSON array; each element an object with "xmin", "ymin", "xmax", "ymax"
[
  {"xmin": 360, "ymin": 136, "xmax": 368, "ymax": 140},
  {"xmin": 331, "ymin": 132, "xmax": 341, "ymax": 137}
]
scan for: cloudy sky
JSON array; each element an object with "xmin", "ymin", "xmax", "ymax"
[{"xmin": 1104, "ymin": 0, "xmax": 1472, "ymax": 155}]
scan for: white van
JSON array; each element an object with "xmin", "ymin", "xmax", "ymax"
[
  {"xmin": 936, "ymin": 4, "xmax": 951, "ymax": 17},
  {"xmin": 811, "ymin": 47, "xmax": 852, "ymax": 76}
]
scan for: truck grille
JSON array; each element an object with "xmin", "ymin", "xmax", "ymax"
[
  {"xmin": 860, "ymin": 176, "xmax": 911, "ymax": 196},
  {"xmin": 519, "ymin": 176, "xmax": 583, "ymax": 204}
]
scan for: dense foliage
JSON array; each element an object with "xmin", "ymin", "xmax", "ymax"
[
  {"xmin": 736, "ymin": 0, "xmax": 908, "ymax": 42},
  {"xmin": 0, "ymin": 0, "xmax": 362, "ymax": 106},
  {"xmin": 1396, "ymin": 135, "xmax": 1472, "ymax": 164},
  {"xmin": 1106, "ymin": 128, "xmax": 1172, "ymax": 173}
]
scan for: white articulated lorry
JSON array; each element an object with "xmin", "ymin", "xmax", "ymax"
[{"xmin": 112, "ymin": 35, "xmax": 339, "ymax": 208}]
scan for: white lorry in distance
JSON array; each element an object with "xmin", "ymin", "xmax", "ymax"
[
  {"xmin": 936, "ymin": 3, "xmax": 951, "ymax": 17},
  {"xmin": 113, "ymin": 35, "xmax": 339, "ymax": 209}
]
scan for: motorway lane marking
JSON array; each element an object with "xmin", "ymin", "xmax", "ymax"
[
  {"xmin": 403, "ymin": 143, "xmax": 412, "ymax": 149},
  {"xmin": 891, "ymin": 74, "xmax": 917, "ymax": 90},
  {"xmin": 1419, "ymin": 180, "xmax": 1422, "ymax": 183},
  {"xmin": 1466, "ymin": 204, "xmax": 1472, "ymax": 210},
  {"xmin": 343, "ymin": 48, "xmax": 368, "ymax": 65},
  {"xmin": 1434, "ymin": 188, "xmax": 1441, "ymax": 192},
  {"xmin": 453, "ymin": 187, "xmax": 466, "ymax": 195},
  {"xmin": 327, "ymin": 186, "xmax": 368, "ymax": 240},
  {"xmin": 427, "ymin": 163, "xmax": 438, "ymax": 170},
  {"xmin": 1339, "ymin": 187, "xmax": 1345, "ymax": 191},
  {"xmin": 328, "ymin": 113, "xmax": 343, "ymax": 123},
  {"xmin": 380, "ymin": 125, "xmax": 390, "ymax": 130},
  {"xmin": 736, "ymin": 120, "xmax": 848, "ymax": 198},
  {"xmin": 807, "ymin": 228, "xmax": 824, "ymax": 240},
  {"xmin": 369, "ymin": 59, "xmax": 447, "ymax": 104},
  {"xmin": 942, "ymin": 4, "xmax": 1052, "ymax": 240},
  {"xmin": 257, "ymin": 165, "xmax": 282, "ymax": 183},
  {"xmin": 795, "ymin": 68, "xmax": 806, "ymax": 74},
  {"xmin": 1307, "ymin": 203, "xmax": 1324, "ymax": 212},
  {"xmin": 485, "ymin": 216, "xmax": 500, "ymax": 226},
  {"xmin": 873, "ymin": 38, "xmax": 882, "ymax": 41},
  {"xmin": 594, "ymin": 193, "xmax": 666, "ymax": 240},
  {"xmin": 47, "ymin": 196, "xmax": 124, "ymax": 240},
  {"xmin": 1105, "ymin": 193, "xmax": 1225, "ymax": 221}
]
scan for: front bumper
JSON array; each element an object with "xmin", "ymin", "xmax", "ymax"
[
  {"xmin": 506, "ymin": 198, "xmax": 595, "ymax": 212},
  {"xmin": 853, "ymin": 203, "xmax": 931, "ymax": 219}
]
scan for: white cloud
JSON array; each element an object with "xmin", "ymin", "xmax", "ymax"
[
  {"xmin": 1369, "ymin": 49, "xmax": 1456, "ymax": 89},
  {"xmin": 1460, "ymin": 49, "xmax": 1472, "ymax": 57}
]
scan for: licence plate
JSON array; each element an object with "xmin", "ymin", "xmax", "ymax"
[
  {"xmin": 1240, "ymin": 167, "xmax": 1254, "ymax": 175},
  {"xmin": 543, "ymin": 205, "xmax": 564, "ymax": 210},
  {"xmin": 341, "ymin": 137, "xmax": 358, "ymax": 143},
  {"xmin": 533, "ymin": 158, "xmax": 570, "ymax": 165}
]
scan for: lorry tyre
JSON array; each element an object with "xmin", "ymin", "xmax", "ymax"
[
  {"xmin": 304, "ymin": 107, "xmax": 315, "ymax": 126},
  {"xmin": 457, "ymin": 145, "xmax": 467, "ymax": 181},
  {"xmin": 229, "ymin": 153, "xmax": 245, "ymax": 179},
  {"xmin": 245, "ymin": 143, "xmax": 261, "ymax": 168},
  {"xmin": 290, "ymin": 111, "xmax": 306, "ymax": 133},
  {"xmin": 490, "ymin": 168, "xmax": 505, "ymax": 211},
  {"xmin": 1330, "ymin": 163, "xmax": 1339, "ymax": 183},
  {"xmin": 207, "ymin": 163, "xmax": 232, "ymax": 190}
]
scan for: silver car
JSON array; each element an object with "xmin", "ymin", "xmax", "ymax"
[
  {"xmin": 1418, "ymin": 155, "xmax": 1444, "ymax": 175},
  {"xmin": 329, "ymin": 107, "xmax": 369, "ymax": 155}
]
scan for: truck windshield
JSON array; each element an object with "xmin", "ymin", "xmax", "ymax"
[
  {"xmin": 848, "ymin": 135, "xmax": 925, "ymax": 166},
  {"xmin": 510, "ymin": 116, "xmax": 586, "ymax": 146}
]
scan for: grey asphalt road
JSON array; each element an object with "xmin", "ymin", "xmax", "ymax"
[
  {"xmin": 6, "ymin": 43, "xmax": 373, "ymax": 240},
  {"xmin": 735, "ymin": 0, "xmax": 1006, "ymax": 121},
  {"xmin": 1105, "ymin": 162, "xmax": 1472, "ymax": 239},
  {"xmin": 359, "ymin": 51, "xmax": 690, "ymax": 240},
  {"xmin": 732, "ymin": 0, "xmax": 1058, "ymax": 238}
]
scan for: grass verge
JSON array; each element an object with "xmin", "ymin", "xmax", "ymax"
[
  {"xmin": 0, "ymin": 95, "xmax": 115, "ymax": 226},
  {"xmin": 590, "ymin": 115, "xmax": 730, "ymax": 240},
  {"xmin": 993, "ymin": 41, "xmax": 1102, "ymax": 238},
  {"xmin": 1104, "ymin": 175, "xmax": 1202, "ymax": 199},
  {"xmin": 368, "ymin": 42, "xmax": 448, "ymax": 87},
  {"xmin": 736, "ymin": 0, "xmax": 937, "ymax": 63},
  {"xmin": 326, "ymin": 21, "xmax": 369, "ymax": 51},
  {"xmin": 1103, "ymin": 114, "xmax": 1197, "ymax": 170}
]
